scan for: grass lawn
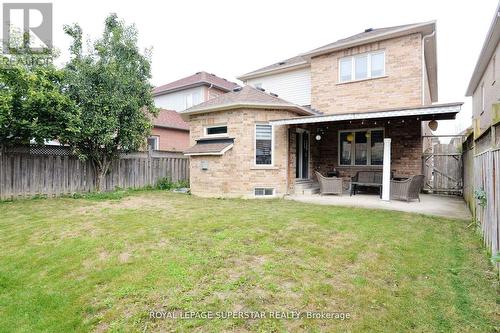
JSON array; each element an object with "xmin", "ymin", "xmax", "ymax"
[{"xmin": 0, "ymin": 191, "xmax": 498, "ymax": 332}]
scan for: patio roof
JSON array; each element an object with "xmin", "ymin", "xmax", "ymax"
[{"xmin": 269, "ymin": 102, "xmax": 463, "ymax": 126}]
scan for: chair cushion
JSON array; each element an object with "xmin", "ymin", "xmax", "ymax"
[{"xmin": 355, "ymin": 171, "xmax": 383, "ymax": 184}]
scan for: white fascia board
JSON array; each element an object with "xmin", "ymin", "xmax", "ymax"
[{"xmin": 269, "ymin": 104, "xmax": 462, "ymax": 126}]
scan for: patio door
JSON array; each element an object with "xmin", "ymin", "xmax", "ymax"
[{"xmin": 295, "ymin": 130, "xmax": 309, "ymax": 179}]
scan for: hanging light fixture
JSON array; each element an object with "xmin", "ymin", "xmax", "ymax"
[
  {"xmin": 428, "ymin": 120, "xmax": 438, "ymax": 131},
  {"xmin": 347, "ymin": 133, "xmax": 353, "ymax": 142},
  {"xmin": 365, "ymin": 131, "xmax": 371, "ymax": 139},
  {"xmin": 315, "ymin": 134, "xmax": 322, "ymax": 141}
]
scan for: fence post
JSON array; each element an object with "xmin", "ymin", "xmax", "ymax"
[{"xmin": 148, "ymin": 147, "xmax": 153, "ymax": 187}]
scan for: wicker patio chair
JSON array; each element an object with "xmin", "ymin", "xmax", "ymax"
[
  {"xmin": 315, "ymin": 171, "xmax": 343, "ymax": 195},
  {"xmin": 390, "ymin": 175, "xmax": 425, "ymax": 202}
]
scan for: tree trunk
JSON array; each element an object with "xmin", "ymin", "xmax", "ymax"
[{"xmin": 92, "ymin": 158, "xmax": 111, "ymax": 192}]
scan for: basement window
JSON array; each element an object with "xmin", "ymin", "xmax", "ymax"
[{"xmin": 255, "ymin": 188, "xmax": 274, "ymax": 196}]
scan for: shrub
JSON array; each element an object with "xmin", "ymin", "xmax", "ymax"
[{"xmin": 155, "ymin": 177, "xmax": 189, "ymax": 190}]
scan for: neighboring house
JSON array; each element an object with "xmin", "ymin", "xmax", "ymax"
[
  {"xmin": 153, "ymin": 71, "xmax": 240, "ymax": 112},
  {"xmin": 462, "ymin": 2, "xmax": 500, "ymax": 254},
  {"xmin": 181, "ymin": 21, "xmax": 462, "ymax": 198},
  {"xmin": 149, "ymin": 109, "xmax": 190, "ymax": 152},
  {"xmin": 149, "ymin": 72, "xmax": 239, "ymax": 151},
  {"xmin": 465, "ymin": 2, "xmax": 500, "ymax": 152}
]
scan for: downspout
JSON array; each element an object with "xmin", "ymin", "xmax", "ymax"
[
  {"xmin": 421, "ymin": 31, "xmax": 435, "ymax": 178},
  {"xmin": 421, "ymin": 31, "xmax": 435, "ymax": 105},
  {"xmin": 206, "ymin": 83, "xmax": 214, "ymax": 101}
]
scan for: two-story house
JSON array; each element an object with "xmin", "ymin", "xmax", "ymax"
[
  {"xmin": 149, "ymin": 71, "xmax": 240, "ymax": 151},
  {"xmin": 181, "ymin": 21, "xmax": 462, "ymax": 198},
  {"xmin": 153, "ymin": 71, "xmax": 240, "ymax": 111},
  {"xmin": 465, "ymin": 2, "xmax": 500, "ymax": 152}
]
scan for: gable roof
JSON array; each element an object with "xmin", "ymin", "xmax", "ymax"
[
  {"xmin": 302, "ymin": 22, "xmax": 435, "ymax": 58},
  {"xmin": 153, "ymin": 71, "xmax": 240, "ymax": 96},
  {"xmin": 466, "ymin": 3, "xmax": 500, "ymax": 96},
  {"xmin": 237, "ymin": 55, "xmax": 308, "ymax": 81},
  {"xmin": 179, "ymin": 86, "xmax": 317, "ymax": 118},
  {"xmin": 238, "ymin": 21, "xmax": 437, "ymax": 99},
  {"xmin": 152, "ymin": 109, "xmax": 189, "ymax": 131}
]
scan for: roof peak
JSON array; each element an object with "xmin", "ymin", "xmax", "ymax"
[
  {"xmin": 180, "ymin": 85, "xmax": 316, "ymax": 118},
  {"xmin": 153, "ymin": 71, "xmax": 240, "ymax": 96},
  {"xmin": 238, "ymin": 21, "xmax": 435, "ymax": 80}
]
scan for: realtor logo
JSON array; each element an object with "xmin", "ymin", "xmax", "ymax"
[{"xmin": 2, "ymin": 3, "xmax": 52, "ymax": 53}]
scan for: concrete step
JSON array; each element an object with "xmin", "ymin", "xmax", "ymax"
[
  {"xmin": 302, "ymin": 187, "xmax": 320, "ymax": 195},
  {"xmin": 294, "ymin": 180, "xmax": 320, "ymax": 195}
]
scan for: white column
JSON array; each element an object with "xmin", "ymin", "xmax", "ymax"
[{"xmin": 382, "ymin": 138, "xmax": 391, "ymax": 201}]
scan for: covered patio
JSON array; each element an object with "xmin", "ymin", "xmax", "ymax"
[
  {"xmin": 287, "ymin": 192, "xmax": 471, "ymax": 220},
  {"xmin": 270, "ymin": 102, "xmax": 463, "ymax": 200}
]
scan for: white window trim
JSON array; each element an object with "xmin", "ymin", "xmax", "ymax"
[
  {"xmin": 338, "ymin": 128, "xmax": 385, "ymax": 166},
  {"xmin": 254, "ymin": 123, "xmax": 274, "ymax": 167},
  {"xmin": 338, "ymin": 50, "xmax": 386, "ymax": 83},
  {"xmin": 254, "ymin": 187, "xmax": 275, "ymax": 197},
  {"xmin": 148, "ymin": 136, "xmax": 159, "ymax": 150},
  {"xmin": 204, "ymin": 124, "xmax": 228, "ymax": 137}
]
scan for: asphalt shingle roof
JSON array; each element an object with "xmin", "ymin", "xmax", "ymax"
[
  {"xmin": 180, "ymin": 86, "xmax": 317, "ymax": 115},
  {"xmin": 152, "ymin": 109, "xmax": 189, "ymax": 131},
  {"xmin": 184, "ymin": 138, "xmax": 234, "ymax": 155},
  {"xmin": 239, "ymin": 22, "xmax": 428, "ymax": 79},
  {"xmin": 153, "ymin": 71, "xmax": 240, "ymax": 96}
]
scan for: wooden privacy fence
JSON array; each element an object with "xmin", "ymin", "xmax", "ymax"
[
  {"xmin": 0, "ymin": 145, "xmax": 189, "ymax": 200},
  {"xmin": 474, "ymin": 148, "xmax": 500, "ymax": 269},
  {"xmin": 422, "ymin": 135, "xmax": 464, "ymax": 195}
]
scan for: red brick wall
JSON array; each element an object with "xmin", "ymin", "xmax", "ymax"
[
  {"xmin": 151, "ymin": 127, "xmax": 189, "ymax": 152},
  {"xmin": 288, "ymin": 118, "xmax": 422, "ymax": 185}
]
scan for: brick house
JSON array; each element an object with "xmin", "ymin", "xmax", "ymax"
[
  {"xmin": 181, "ymin": 21, "xmax": 462, "ymax": 198},
  {"xmin": 465, "ymin": 2, "xmax": 500, "ymax": 151},
  {"xmin": 148, "ymin": 109, "xmax": 190, "ymax": 152},
  {"xmin": 150, "ymin": 72, "xmax": 240, "ymax": 151}
]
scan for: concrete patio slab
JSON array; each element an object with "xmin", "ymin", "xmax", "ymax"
[{"xmin": 286, "ymin": 193, "xmax": 471, "ymax": 220}]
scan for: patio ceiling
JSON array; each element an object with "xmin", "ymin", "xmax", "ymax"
[{"xmin": 269, "ymin": 102, "xmax": 462, "ymax": 126}]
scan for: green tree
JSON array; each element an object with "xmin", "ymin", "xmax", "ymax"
[
  {"xmin": 63, "ymin": 14, "xmax": 157, "ymax": 191},
  {"xmin": 0, "ymin": 43, "xmax": 79, "ymax": 146}
]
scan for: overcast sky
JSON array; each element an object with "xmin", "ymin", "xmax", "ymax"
[{"xmin": 7, "ymin": 0, "xmax": 499, "ymax": 134}]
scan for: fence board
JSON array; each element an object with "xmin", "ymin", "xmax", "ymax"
[
  {"xmin": 0, "ymin": 146, "xmax": 189, "ymax": 200},
  {"xmin": 473, "ymin": 149, "xmax": 500, "ymax": 271}
]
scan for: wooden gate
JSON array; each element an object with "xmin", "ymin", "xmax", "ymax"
[{"xmin": 422, "ymin": 135, "xmax": 464, "ymax": 195}]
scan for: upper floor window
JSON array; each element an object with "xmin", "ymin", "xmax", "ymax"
[
  {"xmin": 184, "ymin": 91, "xmax": 202, "ymax": 109},
  {"xmin": 339, "ymin": 51, "xmax": 385, "ymax": 83},
  {"xmin": 185, "ymin": 94, "xmax": 193, "ymax": 109},
  {"xmin": 255, "ymin": 124, "xmax": 273, "ymax": 165},
  {"xmin": 205, "ymin": 125, "xmax": 228, "ymax": 137}
]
